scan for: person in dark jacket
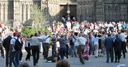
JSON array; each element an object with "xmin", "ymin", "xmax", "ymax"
[
  {"xmin": 57, "ymin": 35, "xmax": 68, "ymax": 60},
  {"xmin": 3, "ymin": 33, "xmax": 12, "ymax": 67},
  {"xmin": 104, "ymin": 33, "xmax": 114, "ymax": 63},
  {"xmin": 113, "ymin": 35, "xmax": 122, "ymax": 63}
]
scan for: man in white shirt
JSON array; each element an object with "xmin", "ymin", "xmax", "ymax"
[
  {"xmin": 119, "ymin": 30, "xmax": 126, "ymax": 58},
  {"xmin": 26, "ymin": 33, "xmax": 44, "ymax": 66},
  {"xmin": 74, "ymin": 33, "xmax": 87, "ymax": 64},
  {"xmin": 41, "ymin": 32, "xmax": 51, "ymax": 59}
]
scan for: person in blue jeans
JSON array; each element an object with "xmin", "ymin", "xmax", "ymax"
[
  {"xmin": 57, "ymin": 35, "xmax": 68, "ymax": 60},
  {"xmin": 88, "ymin": 33, "xmax": 94, "ymax": 55},
  {"xmin": 9, "ymin": 33, "xmax": 22, "ymax": 67},
  {"xmin": 38, "ymin": 31, "xmax": 42, "ymax": 52},
  {"xmin": 69, "ymin": 34, "xmax": 76, "ymax": 57}
]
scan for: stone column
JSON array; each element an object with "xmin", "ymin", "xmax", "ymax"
[
  {"xmin": 0, "ymin": 3, "xmax": 1, "ymax": 21},
  {"xmin": 5, "ymin": 3, "xmax": 8, "ymax": 21},
  {"xmin": 28, "ymin": 4, "xmax": 30, "ymax": 20},
  {"xmin": 26, "ymin": 4, "xmax": 28, "ymax": 20},
  {"xmin": 13, "ymin": 0, "xmax": 20, "ymax": 28},
  {"xmin": 20, "ymin": 4, "xmax": 22, "ymax": 22},
  {"xmin": 23, "ymin": 4, "xmax": 26, "ymax": 22},
  {"xmin": 1, "ymin": 3, "xmax": 4, "ymax": 21}
]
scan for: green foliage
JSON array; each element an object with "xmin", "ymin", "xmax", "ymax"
[
  {"xmin": 21, "ymin": 26, "xmax": 34, "ymax": 36},
  {"xmin": 30, "ymin": 4, "xmax": 45, "ymax": 25},
  {"xmin": 21, "ymin": 26, "xmax": 51, "ymax": 36}
]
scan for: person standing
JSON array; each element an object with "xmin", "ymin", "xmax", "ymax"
[
  {"xmin": 26, "ymin": 33, "xmax": 45, "ymax": 67},
  {"xmin": 113, "ymin": 35, "xmax": 122, "ymax": 63},
  {"xmin": 9, "ymin": 33, "xmax": 22, "ymax": 67},
  {"xmin": 69, "ymin": 33, "xmax": 76, "ymax": 57},
  {"xmin": 38, "ymin": 31, "xmax": 42, "ymax": 53},
  {"xmin": 119, "ymin": 30, "xmax": 126, "ymax": 58},
  {"xmin": 104, "ymin": 33, "xmax": 114, "ymax": 63},
  {"xmin": 92, "ymin": 34, "xmax": 103, "ymax": 58},
  {"xmin": 88, "ymin": 33, "xmax": 94, "ymax": 55},
  {"xmin": 25, "ymin": 36, "xmax": 31, "ymax": 61},
  {"xmin": 41, "ymin": 32, "xmax": 51, "ymax": 59},
  {"xmin": 0, "ymin": 32, "xmax": 4, "ymax": 58},
  {"xmin": 57, "ymin": 35, "xmax": 68, "ymax": 60},
  {"xmin": 3, "ymin": 33, "xmax": 12, "ymax": 67},
  {"xmin": 51, "ymin": 36, "xmax": 57, "ymax": 56}
]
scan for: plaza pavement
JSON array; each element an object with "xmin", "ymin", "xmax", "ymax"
[{"xmin": 0, "ymin": 49, "xmax": 128, "ymax": 67}]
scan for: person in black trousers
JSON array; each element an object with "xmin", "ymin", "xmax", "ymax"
[
  {"xmin": 26, "ymin": 33, "xmax": 44, "ymax": 67},
  {"xmin": 3, "ymin": 33, "xmax": 12, "ymax": 67},
  {"xmin": 25, "ymin": 36, "xmax": 31, "ymax": 61},
  {"xmin": 113, "ymin": 35, "xmax": 122, "ymax": 63}
]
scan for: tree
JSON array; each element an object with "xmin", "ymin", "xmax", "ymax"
[
  {"xmin": 30, "ymin": 4, "xmax": 46, "ymax": 32},
  {"xmin": 22, "ymin": 4, "xmax": 51, "ymax": 36}
]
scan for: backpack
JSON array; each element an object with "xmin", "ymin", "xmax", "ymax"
[
  {"xmin": 14, "ymin": 38, "xmax": 23, "ymax": 51},
  {"xmin": 3, "ymin": 36, "xmax": 12, "ymax": 48}
]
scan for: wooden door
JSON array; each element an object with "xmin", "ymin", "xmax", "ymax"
[
  {"xmin": 60, "ymin": 5, "xmax": 67, "ymax": 18},
  {"xmin": 69, "ymin": 5, "xmax": 76, "ymax": 20}
]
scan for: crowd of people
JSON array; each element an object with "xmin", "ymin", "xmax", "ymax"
[{"xmin": 0, "ymin": 19, "xmax": 128, "ymax": 67}]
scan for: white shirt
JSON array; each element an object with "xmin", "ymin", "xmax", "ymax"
[
  {"xmin": 41, "ymin": 35, "xmax": 50, "ymax": 43},
  {"xmin": 77, "ymin": 37, "xmax": 87, "ymax": 46},
  {"xmin": 119, "ymin": 33, "xmax": 126, "ymax": 42},
  {"xmin": 84, "ymin": 29, "xmax": 90, "ymax": 35},
  {"xmin": 73, "ymin": 36, "xmax": 79, "ymax": 46},
  {"xmin": 26, "ymin": 37, "xmax": 43, "ymax": 46},
  {"xmin": 10, "ymin": 37, "xmax": 21, "ymax": 52},
  {"xmin": 92, "ymin": 37, "xmax": 103, "ymax": 45}
]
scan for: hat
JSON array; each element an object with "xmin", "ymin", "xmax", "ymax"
[{"xmin": 13, "ymin": 32, "xmax": 17, "ymax": 36}]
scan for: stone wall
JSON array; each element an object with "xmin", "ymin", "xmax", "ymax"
[{"xmin": 0, "ymin": 0, "xmax": 127, "ymax": 26}]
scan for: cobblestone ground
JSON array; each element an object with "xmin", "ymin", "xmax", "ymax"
[{"xmin": 0, "ymin": 49, "xmax": 128, "ymax": 67}]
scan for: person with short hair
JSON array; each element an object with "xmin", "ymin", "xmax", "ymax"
[
  {"xmin": 41, "ymin": 32, "xmax": 51, "ymax": 59},
  {"xmin": 56, "ymin": 60, "xmax": 70, "ymax": 67},
  {"xmin": 119, "ymin": 30, "xmax": 126, "ymax": 58},
  {"xmin": 26, "ymin": 33, "xmax": 46, "ymax": 67},
  {"xmin": 3, "ymin": 33, "xmax": 12, "ymax": 67},
  {"xmin": 9, "ymin": 32, "xmax": 22, "ymax": 67},
  {"xmin": 104, "ymin": 33, "xmax": 114, "ymax": 63},
  {"xmin": 57, "ymin": 35, "xmax": 68, "ymax": 60},
  {"xmin": 113, "ymin": 35, "xmax": 122, "ymax": 63}
]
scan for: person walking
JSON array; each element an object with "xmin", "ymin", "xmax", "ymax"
[
  {"xmin": 113, "ymin": 35, "xmax": 122, "ymax": 63},
  {"xmin": 26, "ymin": 33, "xmax": 45, "ymax": 67},
  {"xmin": 82, "ymin": 35, "xmax": 90, "ymax": 62},
  {"xmin": 9, "ymin": 33, "xmax": 22, "ymax": 67},
  {"xmin": 74, "ymin": 34, "xmax": 87, "ymax": 64},
  {"xmin": 3, "ymin": 33, "xmax": 12, "ymax": 67},
  {"xmin": 104, "ymin": 33, "xmax": 114, "ymax": 63}
]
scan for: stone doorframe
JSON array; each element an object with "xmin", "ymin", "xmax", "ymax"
[{"xmin": 59, "ymin": 2, "xmax": 77, "ymax": 21}]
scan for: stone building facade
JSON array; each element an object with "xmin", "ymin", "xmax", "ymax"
[{"xmin": 0, "ymin": 0, "xmax": 128, "ymax": 25}]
